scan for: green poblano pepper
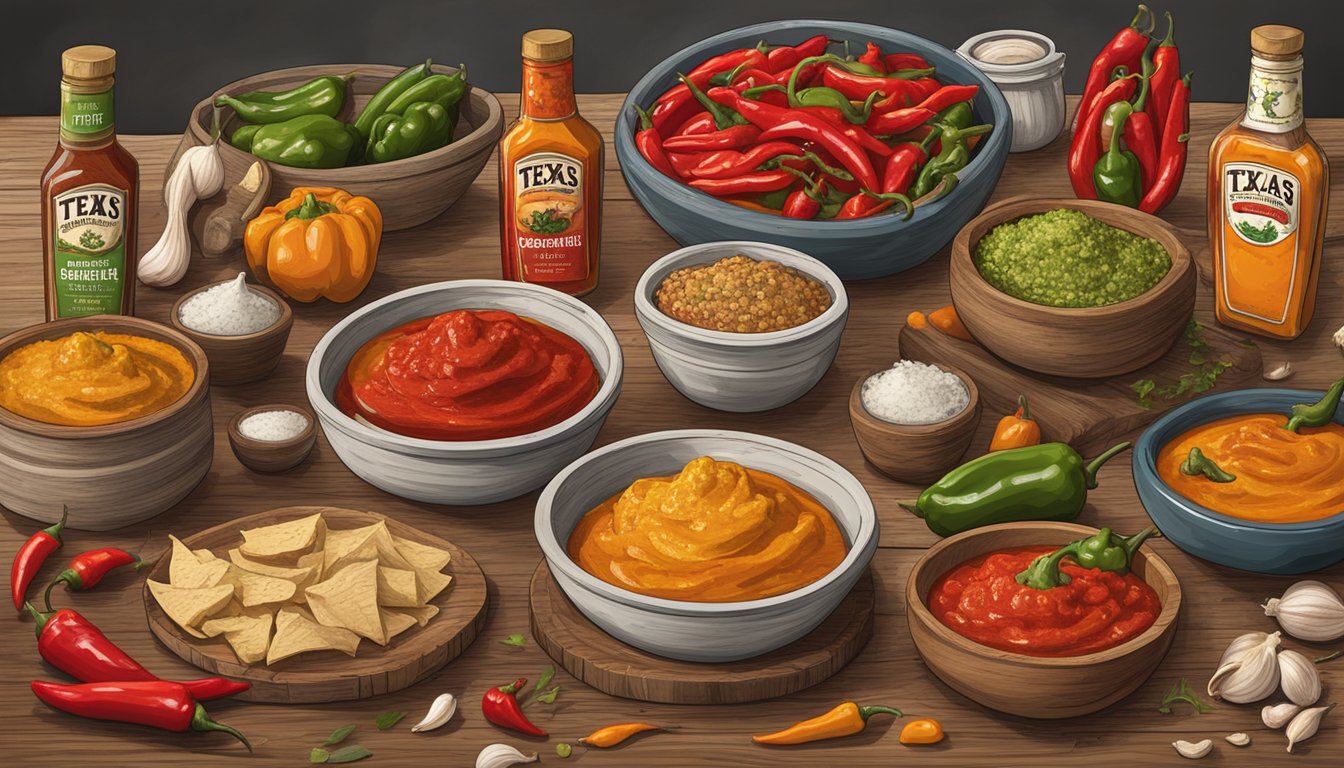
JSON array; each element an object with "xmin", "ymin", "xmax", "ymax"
[
  {"xmin": 353, "ymin": 59, "xmax": 434, "ymax": 142},
  {"xmin": 229, "ymin": 124, "xmax": 261, "ymax": 151},
  {"xmin": 366, "ymin": 101, "xmax": 454, "ymax": 164},
  {"xmin": 249, "ymin": 114, "xmax": 360, "ymax": 169},
  {"xmin": 385, "ymin": 68, "xmax": 469, "ymax": 123},
  {"xmin": 1015, "ymin": 526, "xmax": 1161, "ymax": 590},
  {"xmin": 215, "ymin": 73, "xmax": 352, "ymax": 124}
]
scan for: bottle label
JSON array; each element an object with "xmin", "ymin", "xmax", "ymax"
[
  {"xmin": 51, "ymin": 183, "xmax": 127, "ymax": 317},
  {"xmin": 511, "ymin": 152, "xmax": 588, "ymax": 282},
  {"xmin": 1243, "ymin": 58, "xmax": 1303, "ymax": 133},
  {"xmin": 60, "ymin": 89, "xmax": 115, "ymax": 136},
  {"xmin": 1223, "ymin": 162, "xmax": 1299, "ymax": 246}
]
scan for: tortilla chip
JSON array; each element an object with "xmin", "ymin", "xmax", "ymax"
[
  {"xmin": 395, "ymin": 603, "xmax": 440, "ymax": 628},
  {"xmin": 148, "ymin": 581, "xmax": 234, "ymax": 635},
  {"xmin": 305, "ymin": 559, "xmax": 385, "ymax": 644},
  {"xmin": 376, "ymin": 566, "xmax": 421, "ymax": 608},
  {"xmin": 169, "ymin": 536, "xmax": 230, "ymax": 589},
  {"xmin": 415, "ymin": 569, "xmax": 454, "ymax": 604},
  {"xmin": 392, "ymin": 535, "xmax": 452, "ymax": 573},
  {"xmin": 227, "ymin": 567, "xmax": 297, "ymax": 607},
  {"xmin": 202, "ymin": 612, "xmax": 273, "ymax": 665},
  {"xmin": 239, "ymin": 513, "xmax": 326, "ymax": 562},
  {"xmin": 379, "ymin": 608, "xmax": 418, "ymax": 645},
  {"xmin": 228, "ymin": 548, "xmax": 321, "ymax": 592},
  {"xmin": 323, "ymin": 534, "xmax": 379, "ymax": 578},
  {"xmin": 267, "ymin": 606, "xmax": 360, "ymax": 664}
]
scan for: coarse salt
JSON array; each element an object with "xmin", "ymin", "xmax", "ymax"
[
  {"xmin": 238, "ymin": 409, "xmax": 309, "ymax": 442},
  {"xmin": 861, "ymin": 360, "xmax": 969, "ymax": 425},
  {"xmin": 179, "ymin": 272, "xmax": 280, "ymax": 336}
]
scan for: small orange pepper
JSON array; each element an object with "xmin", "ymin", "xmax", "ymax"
[
  {"xmin": 906, "ymin": 310, "xmax": 927, "ymax": 330},
  {"xmin": 752, "ymin": 702, "xmax": 901, "ymax": 745},
  {"xmin": 928, "ymin": 305, "xmax": 974, "ymax": 342},
  {"xmin": 579, "ymin": 722, "xmax": 660, "ymax": 748},
  {"xmin": 899, "ymin": 717, "xmax": 944, "ymax": 745},
  {"xmin": 989, "ymin": 394, "xmax": 1042, "ymax": 451}
]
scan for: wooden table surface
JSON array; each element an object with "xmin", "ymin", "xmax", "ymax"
[{"xmin": 1, "ymin": 96, "xmax": 1342, "ymax": 767}]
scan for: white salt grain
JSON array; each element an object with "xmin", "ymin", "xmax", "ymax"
[
  {"xmin": 238, "ymin": 410, "xmax": 309, "ymax": 442},
  {"xmin": 179, "ymin": 272, "xmax": 280, "ymax": 336},
  {"xmin": 861, "ymin": 360, "xmax": 970, "ymax": 425}
]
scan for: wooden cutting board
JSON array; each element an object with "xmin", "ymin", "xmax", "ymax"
[
  {"xmin": 528, "ymin": 562, "xmax": 873, "ymax": 705},
  {"xmin": 898, "ymin": 322, "xmax": 1264, "ymax": 457},
  {"xmin": 143, "ymin": 506, "xmax": 488, "ymax": 704}
]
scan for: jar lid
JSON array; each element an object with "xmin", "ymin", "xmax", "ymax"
[
  {"xmin": 523, "ymin": 29, "xmax": 573, "ymax": 62},
  {"xmin": 957, "ymin": 30, "xmax": 1064, "ymax": 84},
  {"xmin": 62, "ymin": 45, "xmax": 116, "ymax": 81},
  {"xmin": 1251, "ymin": 25, "xmax": 1303, "ymax": 56}
]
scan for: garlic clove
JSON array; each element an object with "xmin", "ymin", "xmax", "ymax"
[
  {"xmin": 1224, "ymin": 732, "xmax": 1251, "ymax": 747},
  {"xmin": 1278, "ymin": 649, "xmax": 1322, "ymax": 707},
  {"xmin": 1263, "ymin": 580, "xmax": 1344, "ymax": 643},
  {"xmin": 1263, "ymin": 702, "xmax": 1301, "ymax": 729},
  {"xmin": 1218, "ymin": 631, "xmax": 1273, "ymax": 667},
  {"xmin": 1173, "ymin": 739, "xmax": 1213, "ymax": 759},
  {"xmin": 475, "ymin": 743, "xmax": 539, "ymax": 768},
  {"xmin": 1263, "ymin": 361, "xmax": 1293, "ymax": 380},
  {"xmin": 1209, "ymin": 631, "xmax": 1281, "ymax": 703},
  {"xmin": 410, "ymin": 692, "xmax": 457, "ymax": 733},
  {"xmin": 1285, "ymin": 703, "xmax": 1334, "ymax": 753}
]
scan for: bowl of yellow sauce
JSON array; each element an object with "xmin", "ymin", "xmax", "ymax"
[
  {"xmin": 1133, "ymin": 387, "xmax": 1344, "ymax": 574},
  {"xmin": 534, "ymin": 430, "xmax": 878, "ymax": 662}
]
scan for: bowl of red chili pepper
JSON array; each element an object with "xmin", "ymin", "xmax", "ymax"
[
  {"xmin": 616, "ymin": 19, "xmax": 1012, "ymax": 280},
  {"xmin": 905, "ymin": 521, "xmax": 1181, "ymax": 719}
]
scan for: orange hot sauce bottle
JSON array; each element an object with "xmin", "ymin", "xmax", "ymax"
[
  {"xmin": 499, "ymin": 29, "xmax": 604, "ymax": 297},
  {"xmin": 41, "ymin": 45, "xmax": 139, "ymax": 320},
  {"xmin": 1208, "ymin": 25, "xmax": 1329, "ymax": 340}
]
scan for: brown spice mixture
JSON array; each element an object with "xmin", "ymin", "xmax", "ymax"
[{"xmin": 655, "ymin": 255, "xmax": 832, "ymax": 333}]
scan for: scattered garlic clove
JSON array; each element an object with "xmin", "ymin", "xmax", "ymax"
[
  {"xmin": 1173, "ymin": 739, "xmax": 1213, "ymax": 759},
  {"xmin": 476, "ymin": 743, "xmax": 539, "ymax": 768},
  {"xmin": 1224, "ymin": 732, "xmax": 1251, "ymax": 747},
  {"xmin": 1264, "ymin": 580, "xmax": 1344, "ymax": 642},
  {"xmin": 1209, "ymin": 631, "xmax": 1281, "ymax": 703},
  {"xmin": 1278, "ymin": 649, "xmax": 1322, "ymax": 707},
  {"xmin": 1263, "ymin": 702, "xmax": 1301, "ymax": 729},
  {"xmin": 410, "ymin": 692, "xmax": 457, "ymax": 733},
  {"xmin": 1263, "ymin": 361, "xmax": 1294, "ymax": 380},
  {"xmin": 1285, "ymin": 703, "xmax": 1334, "ymax": 753}
]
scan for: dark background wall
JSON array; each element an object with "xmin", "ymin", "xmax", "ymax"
[{"xmin": 2, "ymin": 0, "xmax": 1337, "ymax": 133}]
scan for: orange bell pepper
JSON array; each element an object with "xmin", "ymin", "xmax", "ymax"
[{"xmin": 244, "ymin": 186, "xmax": 382, "ymax": 303}]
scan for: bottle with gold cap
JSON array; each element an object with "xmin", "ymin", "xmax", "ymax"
[
  {"xmin": 1208, "ymin": 25, "xmax": 1328, "ymax": 340},
  {"xmin": 499, "ymin": 29, "xmax": 604, "ymax": 297},
  {"xmin": 41, "ymin": 45, "xmax": 139, "ymax": 320}
]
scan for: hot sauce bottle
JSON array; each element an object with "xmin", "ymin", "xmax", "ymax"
[
  {"xmin": 1208, "ymin": 25, "xmax": 1328, "ymax": 340},
  {"xmin": 499, "ymin": 29, "xmax": 603, "ymax": 297},
  {"xmin": 41, "ymin": 45, "xmax": 139, "ymax": 320}
]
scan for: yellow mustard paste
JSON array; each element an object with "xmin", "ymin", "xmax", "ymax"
[
  {"xmin": 567, "ymin": 456, "xmax": 848, "ymax": 602},
  {"xmin": 0, "ymin": 331, "xmax": 194, "ymax": 426}
]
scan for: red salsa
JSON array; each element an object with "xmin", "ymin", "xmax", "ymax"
[
  {"xmin": 336, "ymin": 309, "xmax": 600, "ymax": 441},
  {"xmin": 928, "ymin": 546, "xmax": 1161, "ymax": 657}
]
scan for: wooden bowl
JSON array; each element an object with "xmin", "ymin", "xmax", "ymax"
[
  {"xmin": 0, "ymin": 316, "xmax": 213, "ymax": 531},
  {"xmin": 170, "ymin": 63, "xmax": 504, "ymax": 231},
  {"xmin": 906, "ymin": 521, "xmax": 1182, "ymax": 719},
  {"xmin": 848, "ymin": 364, "xmax": 981, "ymax": 484},
  {"xmin": 170, "ymin": 280, "xmax": 293, "ymax": 386},
  {"xmin": 949, "ymin": 197, "xmax": 1196, "ymax": 379},
  {"xmin": 228, "ymin": 403, "xmax": 317, "ymax": 473}
]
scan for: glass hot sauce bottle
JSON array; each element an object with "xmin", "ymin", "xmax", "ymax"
[
  {"xmin": 499, "ymin": 29, "xmax": 604, "ymax": 297},
  {"xmin": 1208, "ymin": 25, "xmax": 1328, "ymax": 340},
  {"xmin": 41, "ymin": 45, "xmax": 139, "ymax": 320}
]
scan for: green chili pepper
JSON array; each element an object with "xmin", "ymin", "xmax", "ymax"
[
  {"xmin": 762, "ymin": 151, "xmax": 854, "ymax": 181},
  {"xmin": 229, "ymin": 124, "xmax": 261, "ymax": 151},
  {"xmin": 1284, "ymin": 377, "xmax": 1344, "ymax": 433},
  {"xmin": 366, "ymin": 100, "xmax": 453, "ymax": 164},
  {"xmin": 911, "ymin": 122, "xmax": 991, "ymax": 198},
  {"xmin": 679, "ymin": 72, "xmax": 748, "ymax": 130},
  {"xmin": 215, "ymin": 73, "xmax": 352, "ymax": 124},
  {"xmin": 1015, "ymin": 526, "xmax": 1161, "ymax": 590},
  {"xmin": 933, "ymin": 102, "xmax": 974, "ymax": 131},
  {"xmin": 385, "ymin": 67, "xmax": 468, "ymax": 122},
  {"xmin": 1179, "ymin": 447, "xmax": 1237, "ymax": 483},
  {"xmin": 787, "ymin": 56, "xmax": 879, "ymax": 124},
  {"xmin": 899, "ymin": 442, "xmax": 1133, "ymax": 537},
  {"xmin": 249, "ymin": 114, "xmax": 360, "ymax": 169},
  {"xmin": 1093, "ymin": 101, "xmax": 1142, "ymax": 207},
  {"xmin": 353, "ymin": 59, "xmax": 433, "ymax": 141},
  {"xmin": 824, "ymin": 54, "xmax": 934, "ymax": 79}
]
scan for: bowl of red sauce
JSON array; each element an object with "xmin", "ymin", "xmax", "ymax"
[
  {"xmin": 306, "ymin": 280, "xmax": 623, "ymax": 505},
  {"xmin": 905, "ymin": 521, "xmax": 1181, "ymax": 719}
]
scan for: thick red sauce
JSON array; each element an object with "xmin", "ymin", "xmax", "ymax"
[
  {"xmin": 928, "ymin": 546, "xmax": 1161, "ymax": 657},
  {"xmin": 336, "ymin": 309, "xmax": 599, "ymax": 441}
]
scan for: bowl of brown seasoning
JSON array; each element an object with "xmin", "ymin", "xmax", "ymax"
[{"xmin": 634, "ymin": 241, "xmax": 848, "ymax": 412}]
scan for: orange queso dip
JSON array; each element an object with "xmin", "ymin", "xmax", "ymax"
[
  {"xmin": 1157, "ymin": 414, "xmax": 1344, "ymax": 523},
  {"xmin": 567, "ymin": 457, "xmax": 848, "ymax": 602}
]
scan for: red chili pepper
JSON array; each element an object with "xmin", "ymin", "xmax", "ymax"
[
  {"xmin": 11, "ymin": 507, "xmax": 66, "ymax": 611},
  {"xmin": 867, "ymin": 106, "xmax": 934, "ymax": 136},
  {"xmin": 674, "ymin": 112, "xmax": 716, "ymax": 136},
  {"xmin": 714, "ymin": 90, "xmax": 880, "ymax": 190},
  {"xmin": 884, "ymin": 53, "xmax": 933, "ymax": 72},
  {"xmin": 687, "ymin": 47, "xmax": 768, "ymax": 82},
  {"xmin": 765, "ymin": 34, "xmax": 830, "ymax": 74},
  {"xmin": 835, "ymin": 189, "xmax": 914, "ymax": 220},
  {"xmin": 688, "ymin": 141, "xmax": 804, "ymax": 179},
  {"xmin": 44, "ymin": 547, "xmax": 145, "ymax": 605},
  {"xmin": 1140, "ymin": 73, "xmax": 1191, "ymax": 214},
  {"xmin": 650, "ymin": 89, "xmax": 703, "ymax": 138},
  {"xmin": 883, "ymin": 127, "xmax": 943, "ymax": 194},
  {"xmin": 650, "ymin": 49, "xmax": 768, "ymax": 136},
  {"xmin": 1148, "ymin": 11, "xmax": 1180, "ymax": 135},
  {"xmin": 482, "ymin": 678, "xmax": 547, "ymax": 737},
  {"xmin": 666, "ymin": 151, "xmax": 712, "ymax": 178},
  {"xmin": 663, "ymin": 123, "xmax": 761, "ymax": 151},
  {"xmin": 633, "ymin": 105, "xmax": 680, "ymax": 179},
  {"xmin": 822, "ymin": 66, "xmax": 927, "ymax": 103},
  {"xmin": 919, "ymin": 85, "xmax": 980, "ymax": 115},
  {"xmin": 31, "ymin": 680, "xmax": 250, "ymax": 750},
  {"xmin": 858, "ymin": 42, "xmax": 886, "ymax": 74},
  {"xmin": 782, "ymin": 177, "xmax": 825, "ymax": 219},
  {"xmin": 1068, "ymin": 74, "xmax": 1139, "ymax": 199},
  {"xmin": 689, "ymin": 170, "xmax": 797, "ymax": 197},
  {"xmin": 1075, "ymin": 4, "xmax": 1154, "ymax": 129},
  {"xmin": 728, "ymin": 68, "xmax": 778, "ymax": 89},
  {"xmin": 1123, "ymin": 48, "xmax": 1160, "ymax": 192}
]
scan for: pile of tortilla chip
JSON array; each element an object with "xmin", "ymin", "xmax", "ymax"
[{"xmin": 147, "ymin": 513, "xmax": 453, "ymax": 665}]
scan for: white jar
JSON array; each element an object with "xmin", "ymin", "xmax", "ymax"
[{"xmin": 958, "ymin": 30, "xmax": 1065, "ymax": 153}]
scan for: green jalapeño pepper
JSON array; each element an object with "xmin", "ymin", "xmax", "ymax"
[
  {"xmin": 900, "ymin": 442, "xmax": 1133, "ymax": 537},
  {"xmin": 385, "ymin": 67, "xmax": 469, "ymax": 122},
  {"xmin": 787, "ymin": 56, "xmax": 879, "ymax": 124},
  {"xmin": 1284, "ymin": 377, "xmax": 1344, "ymax": 433},
  {"xmin": 1179, "ymin": 447, "xmax": 1236, "ymax": 483},
  {"xmin": 229, "ymin": 124, "xmax": 261, "ymax": 151},
  {"xmin": 1093, "ymin": 101, "xmax": 1142, "ymax": 207},
  {"xmin": 1015, "ymin": 526, "xmax": 1161, "ymax": 590},
  {"xmin": 366, "ymin": 101, "xmax": 453, "ymax": 164},
  {"xmin": 249, "ymin": 114, "xmax": 359, "ymax": 169},
  {"xmin": 215, "ymin": 73, "xmax": 352, "ymax": 124},
  {"xmin": 353, "ymin": 59, "xmax": 433, "ymax": 141},
  {"xmin": 933, "ymin": 101, "xmax": 974, "ymax": 131},
  {"xmin": 911, "ymin": 122, "xmax": 991, "ymax": 198}
]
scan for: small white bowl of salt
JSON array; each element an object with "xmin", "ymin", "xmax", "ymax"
[
  {"xmin": 228, "ymin": 404, "xmax": 316, "ymax": 473},
  {"xmin": 848, "ymin": 360, "xmax": 982, "ymax": 484},
  {"xmin": 171, "ymin": 272, "xmax": 293, "ymax": 385}
]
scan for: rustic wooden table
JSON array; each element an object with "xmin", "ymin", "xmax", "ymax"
[{"xmin": 1, "ymin": 96, "xmax": 1341, "ymax": 767}]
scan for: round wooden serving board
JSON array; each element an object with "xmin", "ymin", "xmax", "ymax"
[
  {"xmin": 528, "ymin": 562, "xmax": 874, "ymax": 705},
  {"xmin": 143, "ymin": 506, "xmax": 488, "ymax": 704}
]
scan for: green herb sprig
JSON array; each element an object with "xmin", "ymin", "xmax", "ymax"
[
  {"xmin": 1132, "ymin": 319, "xmax": 1236, "ymax": 408},
  {"xmin": 1157, "ymin": 677, "xmax": 1213, "ymax": 714},
  {"xmin": 526, "ymin": 209, "xmax": 571, "ymax": 234}
]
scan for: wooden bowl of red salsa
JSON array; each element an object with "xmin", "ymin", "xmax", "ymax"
[{"xmin": 905, "ymin": 521, "xmax": 1181, "ymax": 719}]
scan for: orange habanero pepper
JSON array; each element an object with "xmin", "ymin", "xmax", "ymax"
[
  {"xmin": 752, "ymin": 702, "xmax": 902, "ymax": 745},
  {"xmin": 928, "ymin": 305, "xmax": 974, "ymax": 342},
  {"xmin": 989, "ymin": 394, "xmax": 1042, "ymax": 452},
  {"xmin": 899, "ymin": 717, "xmax": 944, "ymax": 745},
  {"xmin": 244, "ymin": 186, "xmax": 382, "ymax": 303}
]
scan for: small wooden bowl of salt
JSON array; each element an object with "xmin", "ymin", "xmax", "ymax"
[
  {"xmin": 849, "ymin": 361, "xmax": 982, "ymax": 484},
  {"xmin": 228, "ymin": 404, "xmax": 316, "ymax": 473},
  {"xmin": 170, "ymin": 273, "xmax": 293, "ymax": 385}
]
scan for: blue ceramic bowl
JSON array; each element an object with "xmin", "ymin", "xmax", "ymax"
[
  {"xmin": 1133, "ymin": 388, "xmax": 1344, "ymax": 575},
  {"xmin": 615, "ymin": 20, "xmax": 1013, "ymax": 281}
]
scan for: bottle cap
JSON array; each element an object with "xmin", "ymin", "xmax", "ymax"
[
  {"xmin": 522, "ymin": 29, "xmax": 573, "ymax": 62},
  {"xmin": 1251, "ymin": 25, "xmax": 1303, "ymax": 57},
  {"xmin": 62, "ymin": 45, "xmax": 117, "ymax": 81}
]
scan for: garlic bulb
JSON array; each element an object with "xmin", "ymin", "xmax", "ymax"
[
  {"xmin": 1278, "ymin": 649, "xmax": 1322, "ymax": 707},
  {"xmin": 1263, "ymin": 702, "xmax": 1301, "ymax": 729},
  {"xmin": 1224, "ymin": 732, "xmax": 1250, "ymax": 747},
  {"xmin": 1208, "ymin": 631, "xmax": 1281, "ymax": 703},
  {"xmin": 1218, "ymin": 631, "xmax": 1272, "ymax": 667},
  {"xmin": 1264, "ymin": 580, "xmax": 1344, "ymax": 642},
  {"xmin": 1285, "ymin": 704, "xmax": 1333, "ymax": 753},
  {"xmin": 139, "ymin": 142, "xmax": 224, "ymax": 287},
  {"xmin": 475, "ymin": 743, "xmax": 538, "ymax": 768},
  {"xmin": 1172, "ymin": 739, "xmax": 1212, "ymax": 759}
]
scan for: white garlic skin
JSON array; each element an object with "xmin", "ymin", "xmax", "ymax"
[
  {"xmin": 1208, "ymin": 631, "xmax": 1281, "ymax": 703},
  {"xmin": 1285, "ymin": 704, "xmax": 1334, "ymax": 753},
  {"xmin": 1224, "ymin": 732, "xmax": 1251, "ymax": 747},
  {"xmin": 1173, "ymin": 739, "xmax": 1213, "ymax": 759},
  {"xmin": 1263, "ymin": 702, "xmax": 1302, "ymax": 729},
  {"xmin": 1278, "ymin": 649, "xmax": 1322, "ymax": 707},
  {"xmin": 1264, "ymin": 580, "xmax": 1344, "ymax": 642}
]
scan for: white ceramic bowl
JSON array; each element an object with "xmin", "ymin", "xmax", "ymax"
[
  {"xmin": 305, "ymin": 280, "xmax": 623, "ymax": 505},
  {"xmin": 634, "ymin": 241, "xmax": 848, "ymax": 412},
  {"xmin": 534, "ymin": 429, "xmax": 878, "ymax": 662}
]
